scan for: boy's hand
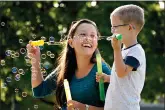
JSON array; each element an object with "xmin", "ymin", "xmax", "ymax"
[
  {"xmin": 96, "ymin": 72, "xmax": 110, "ymax": 83},
  {"xmin": 111, "ymin": 37, "xmax": 122, "ymax": 51}
]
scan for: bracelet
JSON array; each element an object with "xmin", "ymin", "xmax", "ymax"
[{"xmin": 85, "ymin": 104, "xmax": 89, "ymax": 110}]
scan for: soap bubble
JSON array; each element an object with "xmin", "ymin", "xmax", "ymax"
[
  {"xmin": 1, "ymin": 22, "xmax": 5, "ymax": 26},
  {"xmin": 1, "ymin": 60, "xmax": 5, "ymax": 66},
  {"xmin": 15, "ymin": 88, "xmax": 19, "ymax": 93},
  {"xmin": 26, "ymin": 59, "xmax": 31, "ymax": 66},
  {"xmin": 22, "ymin": 92, "xmax": 27, "ymax": 97},
  {"xmin": 32, "ymin": 34, "xmax": 36, "ymax": 39},
  {"xmin": 15, "ymin": 74, "xmax": 21, "ymax": 81},
  {"xmin": 11, "ymin": 54, "xmax": 15, "ymax": 58},
  {"xmin": 41, "ymin": 54, "xmax": 46, "ymax": 59},
  {"xmin": 18, "ymin": 69, "xmax": 25, "ymax": 75},
  {"xmin": 15, "ymin": 52, "xmax": 20, "ymax": 57},
  {"xmin": 41, "ymin": 68, "xmax": 47, "ymax": 76},
  {"xmin": 50, "ymin": 53, "xmax": 55, "ymax": 58},
  {"xmin": 5, "ymin": 50, "xmax": 11, "ymax": 56},
  {"xmin": 19, "ymin": 39, "xmax": 23, "ymax": 43},
  {"xmin": 20, "ymin": 48, "xmax": 26, "ymax": 54},
  {"xmin": 41, "ymin": 36, "xmax": 46, "ymax": 41},
  {"xmin": 2, "ymin": 82, "xmax": 7, "ymax": 88},
  {"xmin": 49, "ymin": 36, "xmax": 55, "ymax": 43},
  {"xmin": 12, "ymin": 67, "xmax": 18, "ymax": 73},
  {"xmin": 46, "ymin": 51, "xmax": 51, "ymax": 56},
  {"xmin": 34, "ymin": 105, "xmax": 38, "ymax": 109},
  {"xmin": 6, "ymin": 77, "xmax": 12, "ymax": 82},
  {"xmin": 43, "ymin": 61, "xmax": 50, "ymax": 69}
]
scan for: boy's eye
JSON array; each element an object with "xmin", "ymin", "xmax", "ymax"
[{"xmin": 91, "ymin": 35, "xmax": 96, "ymax": 38}]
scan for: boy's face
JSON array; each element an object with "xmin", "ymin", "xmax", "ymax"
[{"xmin": 110, "ymin": 15, "xmax": 129, "ymax": 42}]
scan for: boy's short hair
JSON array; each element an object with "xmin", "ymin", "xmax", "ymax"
[{"xmin": 110, "ymin": 4, "xmax": 145, "ymax": 31}]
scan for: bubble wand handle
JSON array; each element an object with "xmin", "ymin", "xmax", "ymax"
[
  {"xmin": 30, "ymin": 40, "xmax": 45, "ymax": 46},
  {"xmin": 96, "ymin": 51, "xmax": 105, "ymax": 101},
  {"xmin": 64, "ymin": 79, "xmax": 72, "ymax": 101},
  {"xmin": 106, "ymin": 34, "xmax": 122, "ymax": 41}
]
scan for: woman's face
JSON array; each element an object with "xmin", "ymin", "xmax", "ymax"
[{"xmin": 70, "ymin": 23, "xmax": 98, "ymax": 57}]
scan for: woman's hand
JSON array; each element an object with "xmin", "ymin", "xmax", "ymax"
[
  {"xmin": 67, "ymin": 100, "xmax": 85, "ymax": 110},
  {"xmin": 26, "ymin": 41, "xmax": 41, "ymax": 63}
]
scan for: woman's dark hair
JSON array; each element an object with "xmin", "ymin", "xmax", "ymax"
[{"xmin": 55, "ymin": 19, "xmax": 101, "ymax": 108}]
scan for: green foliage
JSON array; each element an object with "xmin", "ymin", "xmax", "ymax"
[{"xmin": 0, "ymin": 1, "xmax": 164, "ymax": 109}]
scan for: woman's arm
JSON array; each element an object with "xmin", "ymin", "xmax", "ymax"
[{"xmin": 27, "ymin": 44, "xmax": 57, "ymax": 97}]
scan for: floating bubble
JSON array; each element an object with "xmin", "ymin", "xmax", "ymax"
[
  {"xmin": 20, "ymin": 48, "xmax": 26, "ymax": 54},
  {"xmin": 15, "ymin": 88, "xmax": 19, "ymax": 93},
  {"xmin": 15, "ymin": 52, "xmax": 20, "ymax": 57},
  {"xmin": 50, "ymin": 53, "xmax": 55, "ymax": 58},
  {"xmin": 40, "ymin": 24, "xmax": 44, "ymax": 27},
  {"xmin": 32, "ymin": 34, "xmax": 36, "ymax": 39},
  {"xmin": 1, "ymin": 22, "xmax": 5, "ymax": 26},
  {"xmin": 43, "ymin": 62, "xmax": 50, "ymax": 69},
  {"xmin": 49, "ymin": 36, "xmax": 55, "ymax": 43},
  {"xmin": 22, "ymin": 92, "xmax": 27, "ymax": 97},
  {"xmin": 41, "ymin": 54, "xmax": 46, "ymax": 59},
  {"xmin": 42, "ymin": 71, "xmax": 47, "ymax": 76},
  {"xmin": 46, "ymin": 51, "xmax": 51, "ymax": 56},
  {"xmin": 60, "ymin": 3, "xmax": 65, "ymax": 7},
  {"xmin": 2, "ymin": 82, "xmax": 7, "ymax": 88},
  {"xmin": 41, "ymin": 36, "xmax": 46, "ymax": 41},
  {"xmin": 1, "ymin": 60, "xmax": 5, "ymax": 66},
  {"xmin": 24, "ymin": 55, "xmax": 30, "ymax": 60},
  {"xmin": 39, "ymin": 46, "xmax": 44, "ymax": 50},
  {"xmin": 26, "ymin": 59, "xmax": 31, "ymax": 66},
  {"xmin": 11, "ymin": 51, "xmax": 15, "ymax": 55},
  {"xmin": 12, "ymin": 67, "xmax": 18, "ymax": 73},
  {"xmin": 19, "ymin": 39, "xmax": 23, "ymax": 43},
  {"xmin": 18, "ymin": 69, "xmax": 25, "ymax": 75},
  {"xmin": 6, "ymin": 77, "xmax": 12, "ymax": 82},
  {"xmin": 11, "ymin": 54, "xmax": 15, "ymax": 58},
  {"xmin": 5, "ymin": 50, "xmax": 11, "ymax": 56},
  {"xmin": 26, "ymin": 53, "xmax": 33, "ymax": 59},
  {"xmin": 15, "ymin": 74, "xmax": 21, "ymax": 81},
  {"xmin": 34, "ymin": 105, "xmax": 38, "ymax": 109},
  {"xmin": 41, "ymin": 68, "xmax": 47, "ymax": 76}
]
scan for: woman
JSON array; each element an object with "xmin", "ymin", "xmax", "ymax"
[{"xmin": 27, "ymin": 19, "xmax": 111, "ymax": 110}]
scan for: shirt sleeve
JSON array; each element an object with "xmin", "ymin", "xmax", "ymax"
[
  {"xmin": 124, "ymin": 56, "xmax": 140, "ymax": 71},
  {"xmin": 102, "ymin": 62, "xmax": 111, "ymax": 75},
  {"xmin": 32, "ymin": 70, "xmax": 57, "ymax": 98}
]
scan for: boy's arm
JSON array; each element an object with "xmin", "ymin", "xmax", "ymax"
[
  {"xmin": 114, "ymin": 50, "xmax": 133, "ymax": 78},
  {"xmin": 111, "ymin": 37, "xmax": 134, "ymax": 78}
]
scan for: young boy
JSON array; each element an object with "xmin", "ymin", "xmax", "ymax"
[{"xmin": 96, "ymin": 4, "xmax": 146, "ymax": 110}]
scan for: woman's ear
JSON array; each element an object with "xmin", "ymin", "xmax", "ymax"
[{"xmin": 68, "ymin": 39, "xmax": 74, "ymax": 48}]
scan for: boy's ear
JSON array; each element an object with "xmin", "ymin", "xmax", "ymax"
[
  {"xmin": 129, "ymin": 24, "xmax": 135, "ymax": 30},
  {"xmin": 68, "ymin": 39, "xmax": 74, "ymax": 48},
  {"xmin": 129, "ymin": 25, "xmax": 132, "ymax": 30}
]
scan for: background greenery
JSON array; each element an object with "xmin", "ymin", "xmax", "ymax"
[{"xmin": 0, "ymin": 1, "xmax": 164, "ymax": 110}]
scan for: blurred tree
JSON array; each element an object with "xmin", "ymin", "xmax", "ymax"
[{"xmin": 0, "ymin": 1, "xmax": 164, "ymax": 110}]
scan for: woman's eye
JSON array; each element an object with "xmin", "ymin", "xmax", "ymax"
[{"xmin": 80, "ymin": 33, "xmax": 86, "ymax": 37}]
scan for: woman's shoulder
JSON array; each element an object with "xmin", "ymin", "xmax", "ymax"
[{"xmin": 102, "ymin": 61, "xmax": 111, "ymax": 75}]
